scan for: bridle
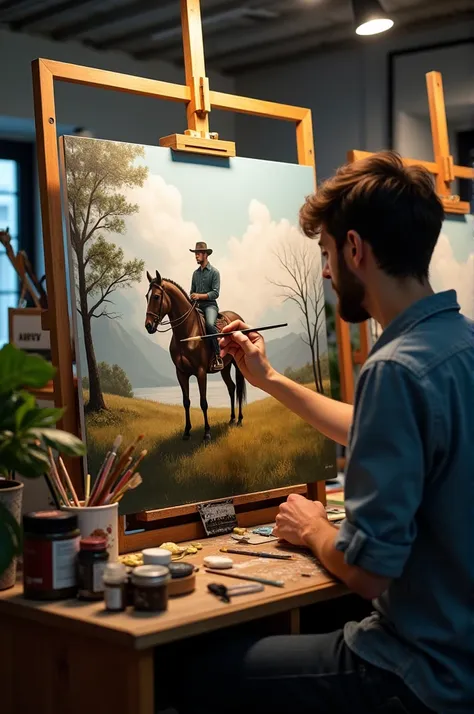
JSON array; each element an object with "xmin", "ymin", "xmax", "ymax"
[{"xmin": 146, "ymin": 282, "xmax": 197, "ymax": 333}]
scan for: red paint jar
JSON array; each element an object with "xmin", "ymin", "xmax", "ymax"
[{"xmin": 22, "ymin": 510, "xmax": 80, "ymax": 600}]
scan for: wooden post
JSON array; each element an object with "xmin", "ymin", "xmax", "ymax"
[
  {"xmin": 32, "ymin": 60, "xmax": 80, "ymax": 488},
  {"xmin": 181, "ymin": 0, "xmax": 210, "ymax": 137},
  {"xmin": 426, "ymin": 71, "xmax": 453, "ymax": 199}
]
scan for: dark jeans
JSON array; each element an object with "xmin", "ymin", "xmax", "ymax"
[
  {"xmin": 162, "ymin": 629, "xmax": 434, "ymax": 714},
  {"xmin": 200, "ymin": 303, "xmax": 219, "ymax": 356}
]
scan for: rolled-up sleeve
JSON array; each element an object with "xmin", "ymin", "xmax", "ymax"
[
  {"xmin": 335, "ymin": 360, "xmax": 433, "ymax": 579},
  {"xmin": 207, "ymin": 268, "xmax": 220, "ymax": 301}
]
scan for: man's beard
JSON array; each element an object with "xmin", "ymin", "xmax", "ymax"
[{"xmin": 333, "ymin": 251, "xmax": 370, "ymax": 324}]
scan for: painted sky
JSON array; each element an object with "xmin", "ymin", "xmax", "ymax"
[
  {"xmin": 86, "ymin": 143, "xmax": 327, "ymax": 353},
  {"xmin": 430, "ymin": 214, "xmax": 474, "ymax": 319}
]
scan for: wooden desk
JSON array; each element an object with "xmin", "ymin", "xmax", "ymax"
[{"xmin": 0, "ymin": 533, "xmax": 346, "ymax": 714}]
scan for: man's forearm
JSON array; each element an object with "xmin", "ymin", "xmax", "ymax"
[
  {"xmin": 264, "ymin": 371, "xmax": 353, "ymax": 446},
  {"xmin": 304, "ymin": 520, "xmax": 391, "ymax": 600}
]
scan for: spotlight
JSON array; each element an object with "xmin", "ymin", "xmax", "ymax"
[{"xmin": 351, "ymin": 0, "xmax": 394, "ymax": 36}]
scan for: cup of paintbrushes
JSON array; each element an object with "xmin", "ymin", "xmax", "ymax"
[{"xmin": 61, "ymin": 501, "xmax": 119, "ymax": 561}]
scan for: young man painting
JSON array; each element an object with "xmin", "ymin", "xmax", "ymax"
[{"xmin": 176, "ymin": 151, "xmax": 474, "ymax": 714}]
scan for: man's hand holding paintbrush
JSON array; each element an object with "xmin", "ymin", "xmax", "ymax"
[
  {"xmin": 219, "ymin": 319, "xmax": 274, "ymax": 388},
  {"xmin": 219, "ymin": 320, "xmax": 353, "ymax": 447}
]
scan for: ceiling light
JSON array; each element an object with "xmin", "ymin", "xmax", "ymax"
[{"xmin": 351, "ymin": 0, "xmax": 394, "ymax": 36}]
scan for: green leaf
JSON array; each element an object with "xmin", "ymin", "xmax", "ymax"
[
  {"xmin": 0, "ymin": 443, "xmax": 50, "ymax": 479},
  {"xmin": 14, "ymin": 392, "xmax": 36, "ymax": 430},
  {"xmin": 21, "ymin": 407, "xmax": 65, "ymax": 431},
  {"xmin": 0, "ymin": 344, "xmax": 55, "ymax": 393},
  {"xmin": 0, "ymin": 501, "xmax": 22, "ymax": 577},
  {"xmin": 32, "ymin": 428, "xmax": 86, "ymax": 457}
]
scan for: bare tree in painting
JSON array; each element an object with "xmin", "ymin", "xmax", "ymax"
[
  {"xmin": 65, "ymin": 139, "xmax": 147, "ymax": 412},
  {"xmin": 270, "ymin": 243, "xmax": 325, "ymax": 393}
]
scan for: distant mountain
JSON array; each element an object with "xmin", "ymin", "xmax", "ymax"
[
  {"xmin": 265, "ymin": 332, "xmax": 327, "ymax": 374},
  {"xmin": 77, "ymin": 318, "xmax": 175, "ymax": 389}
]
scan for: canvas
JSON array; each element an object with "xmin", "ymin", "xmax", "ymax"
[
  {"xmin": 61, "ymin": 137, "xmax": 336, "ymax": 515},
  {"xmin": 430, "ymin": 214, "xmax": 474, "ymax": 320}
]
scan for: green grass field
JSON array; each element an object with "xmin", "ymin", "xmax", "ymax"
[{"xmin": 84, "ymin": 385, "xmax": 336, "ymax": 514}]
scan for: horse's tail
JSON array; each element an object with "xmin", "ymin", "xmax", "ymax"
[{"xmin": 235, "ymin": 362, "xmax": 247, "ymax": 405}]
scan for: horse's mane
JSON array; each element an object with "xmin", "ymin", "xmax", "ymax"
[{"xmin": 150, "ymin": 277, "xmax": 192, "ymax": 303}]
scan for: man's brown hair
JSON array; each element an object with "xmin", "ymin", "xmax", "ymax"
[{"xmin": 300, "ymin": 151, "xmax": 445, "ymax": 281}]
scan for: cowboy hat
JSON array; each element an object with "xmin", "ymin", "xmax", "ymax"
[{"xmin": 189, "ymin": 241, "xmax": 213, "ymax": 256}]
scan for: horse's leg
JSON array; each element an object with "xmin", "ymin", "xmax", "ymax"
[
  {"xmin": 220, "ymin": 362, "xmax": 236, "ymax": 425},
  {"xmin": 235, "ymin": 363, "xmax": 246, "ymax": 427},
  {"xmin": 176, "ymin": 369, "xmax": 192, "ymax": 440},
  {"xmin": 197, "ymin": 369, "xmax": 211, "ymax": 443}
]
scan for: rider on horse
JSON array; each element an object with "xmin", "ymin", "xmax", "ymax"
[{"xmin": 190, "ymin": 241, "xmax": 224, "ymax": 373}]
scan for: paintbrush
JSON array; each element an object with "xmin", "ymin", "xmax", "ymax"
[
  {"xmin": 85, "ymin": 474, "xmax": 91, "ymax": 505},
  {"xmin": 204, "ymin": 569, "xmax": 285, "ymax": 588},
  {"xmin": 58, "ymin": 456, "xmax": 81, "ymax": 507},
  {"xmin": 47, "ymin": 448, "xmax": 69, "ymax": 506},
  {"xmin": 220, "ymin": 547, "xmax": 293, "ymax": 561},
  {"xmin": 111, "ymin": 473, "xmax": 142, "ymax": 503},
  {"xmin": 95, "ymin": 434, "xmax": 144, "ymax": 505},
  {"xmin": 88, "ymin": 435, "xmax": 122, "ymax": 506},
  {"xmin": 43, "ymin": 471, "xmax": 61, "ymax": 509},
  {"xmin": 180, "ymin": 322, "xmax": 288, "ymax": 343},
  {"xmin": 107, "ymin": 450, "xmax": 148, "ymax": 504}
]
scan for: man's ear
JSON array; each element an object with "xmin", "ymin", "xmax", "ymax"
[{"xmin": 346, "ymin": 230, "xmax": 363, "ymax": 268}]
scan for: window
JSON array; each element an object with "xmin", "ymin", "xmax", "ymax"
[{"xmin": 0, "ymin": 140, "xmax": 35, "ymax": 347}]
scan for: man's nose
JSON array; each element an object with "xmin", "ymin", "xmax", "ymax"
[{"xmin": 322, "ymin": 263, "xmax": 331, "ymax": 280}]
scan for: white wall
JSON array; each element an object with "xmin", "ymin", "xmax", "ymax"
[{"xmin": 235, "ymin": 18, "xmax": 474, "ymax": 183}]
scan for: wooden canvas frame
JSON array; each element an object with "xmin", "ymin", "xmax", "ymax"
[
  {"xmin": 32, "ymin": 0, "xmax": 330, "ymax": 553},
  {"xmin": 336, "ymin": 70, "xmax": 474, "ymax": 405}
]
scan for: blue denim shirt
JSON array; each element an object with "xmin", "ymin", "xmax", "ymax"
[
  {"xmin": 336, "ymin": 290, "xmax": 474, "ymax": 713},
  {"xmin": 190, "ymin": 263, "xmax": 220, "ymax": 307}
]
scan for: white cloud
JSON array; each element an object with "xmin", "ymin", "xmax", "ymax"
[
  {"xmin": 430, "ymin": 233, "xmax": 474, "ymax": 320},
  {"xmin": 113, "ymin": 176, "xmax": 323, "ymax": 348}
]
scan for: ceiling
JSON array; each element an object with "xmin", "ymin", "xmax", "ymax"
[{"xmin": 1, "ymin": 0, "xmax": 474, "ymax": 74}]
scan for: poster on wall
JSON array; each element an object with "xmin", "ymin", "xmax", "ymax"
[
  {"xmin": 61, "ymin": 137, "xmax": 336, "ymax": 514},
  {"xmin": 430, "ymin": 214, "xmax": 474, "ymax": 320}
]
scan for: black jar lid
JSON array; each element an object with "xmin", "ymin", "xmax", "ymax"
[
  {"xmin": 168, "ymin": 562, "xmax": 194, "ymax": 579},
  {"xmin": 23, "ymin": 510, "xmax": 78, "ymax": 535}
]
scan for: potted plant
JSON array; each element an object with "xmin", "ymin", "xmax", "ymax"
[{"xmin": 0, "ymin": 343, "xmax": 86, "ymax": 590}]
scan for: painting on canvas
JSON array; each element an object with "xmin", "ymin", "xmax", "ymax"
[
  {"xmin": 430, "ymin": 213, "xmax": 474, "ymax": 319},
  {"xmin": 61, "ymin": 137, "xmax": 336, "ymax": 514}
]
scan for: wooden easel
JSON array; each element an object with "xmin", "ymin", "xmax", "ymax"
[
  {"xmin": 33, "ymin": 0, "xmax": 328, "ymax": 553},
  {"xmin": 337, "ymin": 70, "xmax": 474, "ymax": 405}
]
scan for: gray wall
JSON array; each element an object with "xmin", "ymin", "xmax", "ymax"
[
  {"xmin": 0, "ymin": 27, "xmax": 235, "ymax": 271},
  {"xmin": 0, "ymin": 27, "xmax": 235, "ymax": 145},
  {"xmin": 235, "ymin": 18, "xmax": 474, "ymax": 183}
]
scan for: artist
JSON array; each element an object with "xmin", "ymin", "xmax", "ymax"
[
  {"xmin": 172, "ymin": 152, "xmax": 473, "ymax": 714},
  {"xmin": 189, "ymin": 240, "xmax": 223, "ymax": 372}
]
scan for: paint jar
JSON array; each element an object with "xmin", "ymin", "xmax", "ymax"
[
  {"xmin": 168, "ymin": 562, "xmax": 196, "ymax": 597},
  {"xmin": 22, "ymin": 510, "xmax": 80, "ymax": 600},
  {"xmin": 131, "ymin": 565, "xmax": 170, "ymax": 612},
  {"xmin": 103, "ymin": 562, "xmax": 128, "ymax": 612},
  {"xmin": 77, "ymin": 536, "xmax": 109, "ymax": 600},
  {"xmin": 142, "ymin": 547, "xmax": 172, "ymax": 566}
]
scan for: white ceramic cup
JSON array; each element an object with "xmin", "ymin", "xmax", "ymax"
[{"xmin": 61, "ymin": 502, "xmax": 119, "ymax": 562}]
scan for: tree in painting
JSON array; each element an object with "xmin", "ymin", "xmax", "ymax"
[
  {"xmin": 65, "ymin": 139, "xmax": 147, "ymax": 412},
  {"xmin": 270, "ymin": 243, "xmax": 326, "ymax": 393}
]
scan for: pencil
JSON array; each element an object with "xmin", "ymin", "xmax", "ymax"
[
  {"xmin": 220, "ymin": 547, "xmax": 293, "ymax": 561},
  {"xmin": 204, "ymin": 569, "xmax": 284, "ymax": 588},
  {"xmin": 180, "ymin": 323, "xmax": 288, "ymax": 343}
]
